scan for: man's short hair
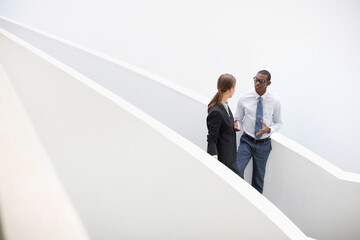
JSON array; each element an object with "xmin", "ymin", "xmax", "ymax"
[{"xmin": 258, "ymin": 70, "xmax": 271, "ymax": 81}]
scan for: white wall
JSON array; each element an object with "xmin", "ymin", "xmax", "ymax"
[
  {"xmin": 0, "ymin": 18, "xmax": 210, "ymax": 152},
  {"xmin": 0, "ymin": 32, "xmax": 308, "ymax": 240},
  {"xmin": 0, "ymin": 17, "xmax": 209, "ymax": 151},
  {"xmin": 0, "ymin": 0, "xmax": 359, "ymax": 174},
  {"xmin": 0, "ymin": 58, "xmax": 89, "ymax": 240},
  {"xmin": 2, "ymin": 27, "xmax": 360, "ymax": 240},
  {"xmin": 265, "ymin": 134, "xmax": 360, "ymax": 240}
]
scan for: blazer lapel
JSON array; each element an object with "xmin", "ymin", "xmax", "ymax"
[
  {"xmin": 219, "ymin": 104, "xmax": 234, "ymax": 124},
  {"xmin": 228, "ymin": 108, "xmax": 235, "ymax": 122}
]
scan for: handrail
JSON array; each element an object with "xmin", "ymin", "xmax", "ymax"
[
  {"xmin": 272, "ymin": 133, "xmax": 360, "ymax": 182},
  {"xmin": 1, "ymin": 16, "xmax": 359, "ymax": 239},
  {"xmin": 0, "ymin": 30, "xmax": 308, "ymax": 239},
  {"xmin": 265, "ymin": 133, "xmax": 360, "ymax": 239},
  {"xmin": 0, "ymin": 16, "xmax": 208, "ymax": 104},
  {"xmin": 0, "ymin": 64, "xmax": 89, "ymax": 240},
  {"xmin": 0, "ymin": 16, "xmax": 209, "ymax": 151}
]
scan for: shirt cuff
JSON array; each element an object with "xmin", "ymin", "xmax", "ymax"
[{"xmin": 269, "ymin": 127, "xmax": 274, "ymax": 134}]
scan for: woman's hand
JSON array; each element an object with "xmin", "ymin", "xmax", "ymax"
[{"xmin": 234, "ymin": 120, "xmax": 241, "ymax": 132}]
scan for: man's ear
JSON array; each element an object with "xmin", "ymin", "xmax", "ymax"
[{"xmin": 267, "ymin": 81, "xmax": 271, "ymax": 86}]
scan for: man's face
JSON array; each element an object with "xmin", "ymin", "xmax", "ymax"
[{"xmin": 254, "ymin": 73, "xmax": 271, "ymax": 95}]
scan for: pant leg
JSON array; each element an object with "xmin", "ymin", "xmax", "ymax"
[
  {"xmin": 227, "ymin": 162, "xmax": 240, "ymax": 175},
  {"xmin": 252, "ymin": 140, "xmax": 272, "ymax": 193},
  {"xmin": 236, "ymin": 136, "xmax": 253, "ymax": 178}
]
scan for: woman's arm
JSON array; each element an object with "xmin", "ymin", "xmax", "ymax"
[{"xmin": 206, "ymin": 109, "xmax": 222, "ymax": 157}]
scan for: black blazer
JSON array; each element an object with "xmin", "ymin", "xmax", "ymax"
[{"xmin": 207, "ymin": 104, "xmax": 239, "ymax": 175}]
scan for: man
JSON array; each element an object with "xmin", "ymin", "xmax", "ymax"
[{"xmin": 234, "ymin": 70, "xmax": 282, "ymax": 193}]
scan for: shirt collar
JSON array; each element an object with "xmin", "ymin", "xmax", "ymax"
[
  {"xmin": 221, "ymin": 102, "xmax": 228, "ymax": 108},
  {"xmin": 254, "ymin": 90, "xmax": 269, "ymax": 100}
]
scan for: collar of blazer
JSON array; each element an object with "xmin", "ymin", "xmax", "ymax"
[{"xmin": 219, "ymin": 104, "xmax": 234, "ymax": 124}]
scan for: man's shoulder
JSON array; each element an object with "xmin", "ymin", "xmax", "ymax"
[
  {"xmin": 239, "ymin": 91, "xmax": 255, "ymax": 100},
  {"xmin": 266, "ymin": 91, "xmax": 281, "ymax": 102}
]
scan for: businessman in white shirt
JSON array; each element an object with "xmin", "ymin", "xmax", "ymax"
[{"xmin": 234, "ymin": 70, "xmax": 282, "ymax": 193}]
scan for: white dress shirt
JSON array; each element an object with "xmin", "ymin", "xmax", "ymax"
[
  {"xmin": 221, "ymin": 102, "xmax": 230, "ymax": 116},
  {"xmin": 235, "ymin": 90, "xmax": 282, "ymax": 139}
]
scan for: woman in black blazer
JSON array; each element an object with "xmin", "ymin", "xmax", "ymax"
[{"xmin": 207, "ymin": 73, "xmax": 240, "ymax": 175}]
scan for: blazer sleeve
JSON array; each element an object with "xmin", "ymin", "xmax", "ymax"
[{"xmin": 207, "ymin": 109, "xmax": 222, "ymax": 156}]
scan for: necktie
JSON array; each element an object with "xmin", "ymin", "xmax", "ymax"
[{"xmin": 255, "ymin": 96, "xmax": 263, "ymax": 139}]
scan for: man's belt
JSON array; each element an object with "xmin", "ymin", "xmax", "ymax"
[{"xmin": 243, "ymin": 132, "xmax": 271, "ymax": 143}]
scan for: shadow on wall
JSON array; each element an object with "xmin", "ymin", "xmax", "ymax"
[
  {"xmin": 0, "ymin": 211, "xmax": 5, "ymax": 240},
  {"xmin": 0, "ymin": 18, "xmax": 209, "ymax": 151}
]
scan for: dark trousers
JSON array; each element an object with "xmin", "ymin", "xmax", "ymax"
[{"xmin": 236, "ymin": 134, "xmax": 272, "ymax": 193}]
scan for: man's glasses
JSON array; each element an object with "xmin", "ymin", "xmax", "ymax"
[{"xmin": 253, "ymin": 77, "xmax": 269, "ymax": 84}]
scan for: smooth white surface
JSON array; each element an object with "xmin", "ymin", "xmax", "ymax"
[
  {"xmin": 0, "ymin": 0, "xmax": 359, "ymax": 173},
  {"xmin": 0, "ymin": 17, "xmax": 208, "ymax": 150},
  {"xmin": 264, "ymin": 133, "xmax": 360, "ymax": 240},
  {"xmin": 0, "ymin": 66, "xmax": 89, "ymax": 239},
  {"xmin": 1, "ymin": 24, "xmax": 359, "ymax": 238},
  {"xmin": 2, "ymin": 23, "xmax": 360, "ymax": 238},
  {"xmin": 0, "ymin": 33, "xmax": 308, "ymax": 239}
]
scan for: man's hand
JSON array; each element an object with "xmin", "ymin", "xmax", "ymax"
[
  {"xmin": 234, "ymin": 120, "xmax": 241, "ymax": 132},
  {"xmin": 255, "ymin": 120, "xmax": 271, "ymax": 136}
]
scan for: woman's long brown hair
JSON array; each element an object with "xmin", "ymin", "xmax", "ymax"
[{"xmin": 207, "ymin": 73, "xmax": 236, "ymax": 112}]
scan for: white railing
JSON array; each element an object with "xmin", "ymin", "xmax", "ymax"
[
  {"xmin": 0, "ymin": 48, "xmax": 89, "ymax": 240},
  {"xmin": 0, "ymin": 16, "xmax": 209, "ymax": 151},
  {"xmin": 1, "ymin": 16, "xmax": 360, "ymax": 239},
  {"xmin": 265, "ymin": 133, "xmax": 360, "ymax": 240},
  {"xmin": 0, "ymin": 30, "xmax": 308, "ymax": 239}
]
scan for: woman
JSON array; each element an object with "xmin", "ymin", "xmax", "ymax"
[{"xmin": 207, "ymin": 73, "xmax": 240, "ymax": 175}]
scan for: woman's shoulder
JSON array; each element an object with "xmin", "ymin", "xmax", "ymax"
[
  {"xmin": 208, "ymin": 105, "xmax": 224, "ymax": 120},
  {"xmin": 207, "ymin": 105, "xmax": 223, "ymax": 123},
  {"xmin": 208, "ymin": 104, "xmax": 222, "ymax": 113}
]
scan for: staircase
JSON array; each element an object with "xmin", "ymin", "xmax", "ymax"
[{"xmin": 1, "ymin": 19, "xmax": 359, "ymax": 240}]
